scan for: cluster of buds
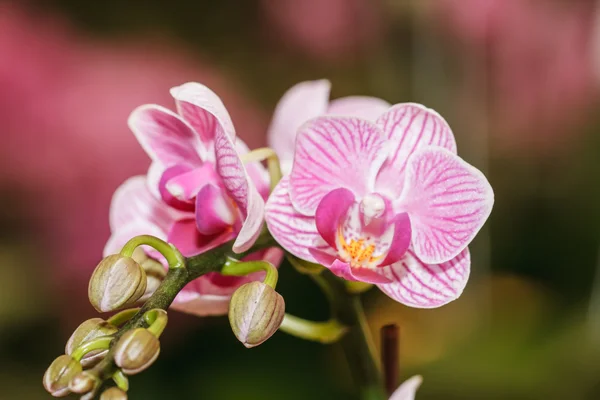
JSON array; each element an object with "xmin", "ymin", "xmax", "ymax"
[{"xmin": 43, "ymin": 253, "xmax": 169, "ymax": 399}]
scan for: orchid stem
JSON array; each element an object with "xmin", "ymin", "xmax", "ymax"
[
  {"xmin": 279, "ymin": 314, "xmax": 348, "ymax": 344},
  {"xmin": 120, "ymin": 235, "xmax": 185, "ymax": 270},
  {"xmin": 221, "ymin": 257, "xmax": 279, "ymax": 288},
  {"xmin": 318, "ymin": 271, "xmax": 386, "ymax": 400},
  {"xmin": 144, "ymin": 309, "xmax": 168, "ymax": 337},
  {"xmin": 107, "ymin": 308, "xmax": 140, "ymax": 327},
  {"xmin": 71, "ymin": 337, "xmax": 113, "ymax": 361},
  {"xmin": 112, "ymin": 370, "xmax": 129, "ymax": 391}
]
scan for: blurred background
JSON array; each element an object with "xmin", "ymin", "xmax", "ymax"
[{"xmin": 1, "ymin": 0, "xmax": 600, "ymax": 398}]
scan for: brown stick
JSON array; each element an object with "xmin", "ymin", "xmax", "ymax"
[{"xmin": 381, "ymin": 324, "xmax": 399, "ymax": 397}]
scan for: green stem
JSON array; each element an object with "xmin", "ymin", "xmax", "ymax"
[
  {"xmin": 320, "ymin": 272, "xmax": 386, "ymax": 400},
  {"xmin": 71, "ymin": 337, "xmax": 113, "ymax": 361},
  {"xmin": 240, "ymin": 147, "xmax": 282, "ymax": 191},
  {"xmin": 120, "ymin": 235, "xmax": 185, "ymax": 270},
  {"xmin": 144, "ymin": 309, "xmax": 168, "ymax": 337},
  {"xmin": 112, "ymin": 370, "xmax": 129, "ymax": 391},
  {"xmin": 107, "ymin": 308, "xmax": 140, "ymax": 327},
  {"xmin": 221, "ymin": 257, "xmax": 279, "ymax": 288},
  {"xmin": 279, "ymin": 314, "xmax": 347, "ymax": 344}
]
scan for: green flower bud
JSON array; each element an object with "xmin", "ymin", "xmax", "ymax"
[
  {"xmin": 68, "ymin": 371, "xmax": 98, "ymax": 394},
  {"xmin": 42, "ymin": 355, "xmax": 82, "ymax": 397},
  {"xmin": 65, "ymin": 318, "xmax": 118, "ymax": 367},
  {"xmin": 88, "ymin": 255, "xmax": 147, "ymax": 312},
  {"xmin": 100, "ymin": 387, "xmax": 128, "ymax": 400},
  {"xmin": 229, "ymin": 281, "xmax": 285, "ymax": 348},
  {"xmin": 113, "ymin": 328, "xmax": 160, "ymax": 374}
]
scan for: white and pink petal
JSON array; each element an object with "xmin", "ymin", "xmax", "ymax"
[
  {"xmin": 170, "ymin": 82, "xmax": 236, "ymax": 148},
  {"xmin": 378, "ymin": 248, "xmax": 470, "ymax": 308},
  {"xmin": 267, "ymin": 79, "xmax": 331, "ymax": 170},
  {"xmin": 128, "ymin": 105, "xmax": 205, "ymax": 167},
  {"xmin": 214, "ymin": 129, "xmax": 265, "ymax": 253},
  {"xmin": 398, "ymin": 147, "xmax": 493, "ymax": 264},
  {"xmin": 290, "ymin": 116, "xmax": 388, "ymax": 215},
  {"xmin": 265, "ymin": 177, "xmax": 321, "ymax": 263},
  {"xmin": 327, "ymin": 96, "xmax": 391, "ymax": 121},
  {"xmin": 375, "ymin": 103, "xmax": 456, "ymax": 198},
  {"xmin": 389, "ymin": 376, "xmax": 423, "ymax": 400}
]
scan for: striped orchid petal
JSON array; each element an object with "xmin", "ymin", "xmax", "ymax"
[
  {"xmin": 375, "ymin": 103, "xmax": 457, "ymax": 198},
  {"xmin": 399, "ymin": 147, "xmax": 493, "ymax": 264},
  {"xmin": 289, "ymin": 116, "xmax": 388, "ymax": 215},
  {"xmin": 267, "ymin": 79, "xmax": 331, "ymax": 171},
  {"xmin": 327, "ymin": 96, "xmax": 391, "ymax": 121},
  {"xmin": 265, "ymin": 176, "xmax": 321, "ymax": 263},
  {"xmin": 214, "ymin": 129, "xmax": 264, "ymax": 253},
  {"xmin": 378, "ymin": 248, "xmax": 470, "ymax": 308},
  {"xmin": 128, "ymin": 105, "xmax": 205, "ymax": 168},
  {"xmin": 170, "ymin": 82, "xmax": 236, "ymax": 149}
]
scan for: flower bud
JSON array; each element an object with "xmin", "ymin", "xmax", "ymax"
[
  {"xmin": 68, "ymin": 371, "xmax": 98, "ymax": 394},
  {"xmin": 42, "ymin": 355, "xmax": 82, "ymax": 397},
  {"xmin": 89, "ymin": 254, "xmax": 147, "ymax": 312},
  {"xmin": 229, "ymin": 281, "xmax": 285, "ymax": 348},
  {"xmin": 113, "ymin": 328, "xmax": 160, "ymax": 374},
  {"xmin": 100, "ymin": 387, "xmax": 128, "ymax": 400},
  {"xmin": 65, "ymin": 318, "xmax": 118, "ymax": 367}
]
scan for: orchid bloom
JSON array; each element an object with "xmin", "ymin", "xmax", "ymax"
[
  {"xmin": 129, "ymin": 82, "xmax": 267, "ymax": 255},
  {"xmin": 267, "ymin": 80, "xmax": 391, "ymax": 174},
  {"xmin": 389, "ymin": 375, "xmax": 422, "ymax": 400},
  {"xmin": 104, "ymin": 83, "xmax": 281, "ymax": 316},
  {"xmin": 266, "ymin": 105, "xmax": 494, "ymax": 308}
]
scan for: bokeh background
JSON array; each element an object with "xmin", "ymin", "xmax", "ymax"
[{"xmin": 1, "ymin": 0, "xmax": 600, "ymax": 398}]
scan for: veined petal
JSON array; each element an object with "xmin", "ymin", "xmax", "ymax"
[
  {"xmin": 315, "ymin": 188, "xmax": 355, "ymax": 248},
  {"xmin": 170, "ymin": 82, "xmax": 236, "ymax": 147},
  {"xmin": 399, "ymin": 147, "xmax": 493, "ymax": 264},
  {"xmin": 195, "ymin": 183, "xmax": 237, "ymax": 236},
  {"xmin": 265, "ymin": 176, "xmax": 320, "ymax": 263},
  {"xmin": 214, "ymin": 129, "xmax": 264, "ymax": 253},
  {"xmin": 327, "ymin": 96, "xmax": 391, "ymax": 121},
  {"xmin": 167, "ymin": 218, "xmax": 235, "ymax": 257},
  {"xmin": 375, "ymin": 103, "xmax": 456, "ymax": 198},
  {"xmin": 290, "ymin": 116, "xmax": 388, "ymax": 215},
  {"xmin": 128, "ymin": 104, "xmax": 205, "ymax": 167},
  {"xmin": 267, "ymin": 79, "xmax": 331, "ymax": 170},
  {"xmin": 378, "ymin": 248, "xmax": 470, "ymax": 308},
  {"xmin": 109, "ymin": 176, "xmax": 178, "ymax": 233},
  {"xmin": 389, "ymin": 376, "xmax": 423, "ymax": 400}
]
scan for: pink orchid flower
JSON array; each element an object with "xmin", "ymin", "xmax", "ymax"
[
  {"xmin": 127, "ymin": 82, "xmax": 268, "ymax": 255},
  {"xmin": 266, "ymin": 105, "xmax": 494, "ymax": 308},
  {"xmin": 389, "ymin": 375, "xmax": 422, "ymax": 400},
  {"xmin": 267, "ymin": 80, "xmax": 391, "ymax": 174},
  {"xmin": 104, "ymin": 83, "xmax": 281, "ymax": 316}
]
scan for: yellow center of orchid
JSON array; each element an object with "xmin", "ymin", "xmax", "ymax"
[{"xmin": 337, "ymin": 230, "xmax": 382, "ymax": 268}]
